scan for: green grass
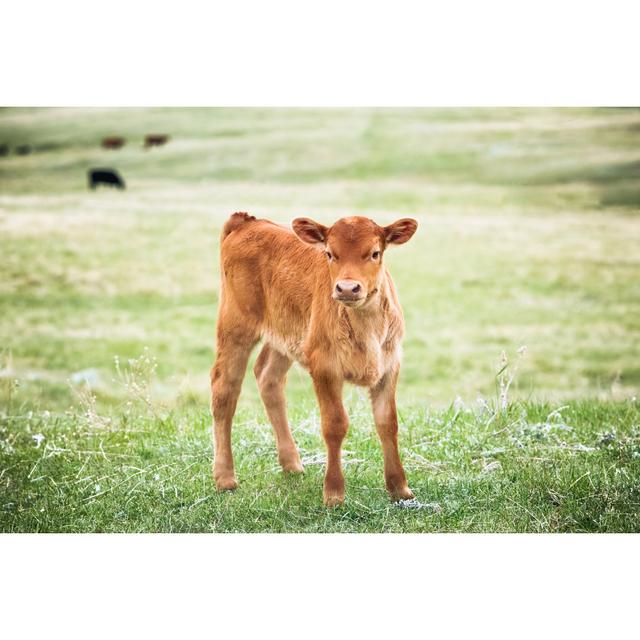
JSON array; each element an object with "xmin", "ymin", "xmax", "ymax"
[
  {"xmin": 1, "ymin": 107, "xmax": 639, "ymax": 531},
  {"xmin": 2, "ymin": 399, "xmax": 639, "ymax": 532}
]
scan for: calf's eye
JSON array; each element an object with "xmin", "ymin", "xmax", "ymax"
[
  {"xmin": 325, "ymin": 251, "xmax": 332, "ymax": 261},
  {"xmin": 371, "ymin": 251, "xmax": 380, "ymax": 260}
]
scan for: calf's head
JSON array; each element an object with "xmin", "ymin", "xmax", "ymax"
[{"xmin": 292, "ymin": 216, "xmax": 418, "ymax": 309}]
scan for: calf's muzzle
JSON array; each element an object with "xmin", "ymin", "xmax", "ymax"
[{"xmin": 334, "ymin": 279, "xmax": 365, "ymax": 305}]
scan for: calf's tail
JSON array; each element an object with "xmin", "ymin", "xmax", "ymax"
[{"xmin": 221, "ymin": 211, "xmax": 256, "ymax": 241}]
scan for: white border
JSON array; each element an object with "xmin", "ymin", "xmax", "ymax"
[
  {"xmin": 1, "ymin": 0, "xmax": 639, "ymax": 105},
  {"xmin": 1, "ymin": 534, "xmax": 638, "ymax": 638}
]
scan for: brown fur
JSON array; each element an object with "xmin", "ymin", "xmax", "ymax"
[
  {"xmin": 101, "ymin": 136, "xmax": 125, "ymax": 149},
  {"xmin": 143, "ymin": 134, "xmax": 169, "ymax": 148},
  {"xmin": 210, "ymin": 211, "xmax": 418, "ymax": 505}
]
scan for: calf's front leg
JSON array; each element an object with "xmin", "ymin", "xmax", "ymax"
[
  {"xmin": 312, "ymin": 373, "xmax": 348, "ymax": 507},
  {"xmin": 370, "ymin": 371, "xmax": 414, "ymax": 501}
]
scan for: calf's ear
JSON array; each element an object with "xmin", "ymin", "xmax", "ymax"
[
  {"xmin": 292, "ymin": 218, "xmax": 328, "ymax": 246},
  {"xmin": 384, "ymin": 218, "xmax": 418, "ymax": 245}
]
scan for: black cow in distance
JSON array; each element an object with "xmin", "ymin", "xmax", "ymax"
[{"xmin": 88, "ymin": 168, "xmax": 125, "ymax": 190}]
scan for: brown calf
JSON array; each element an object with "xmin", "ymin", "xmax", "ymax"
[
  {"xmin": 144, "ymin": 134, "xmax": 169, "ymax": 148},
  {"xmin": 101, "ymin": 136, "xmax": 126, "ymax": 149},
  {"xmin": 210, "ymin": 212, "xmax": 418, "ymax": 506}
]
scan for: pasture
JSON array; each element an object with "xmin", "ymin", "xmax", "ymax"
[{"xmin": 1, "ymin": 107, "xmax": 639, "ymax": 532}]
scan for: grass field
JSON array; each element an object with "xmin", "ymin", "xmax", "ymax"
[{"xmin": 1, "ymin": 107, "xmax": 639, "ymax": 532}]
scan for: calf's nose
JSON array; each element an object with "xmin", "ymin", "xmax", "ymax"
[{"xmin": 335, "ymin": 280, "xmax": 362, "ymax": 297}]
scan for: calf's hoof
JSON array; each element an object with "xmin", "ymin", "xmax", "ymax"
[
  {"xmin": 390, "ymin": 486, "xmax": 415, "ymax": 502},
  {"xmin": 281, "ymin": 457, "xmax": 305, "ymax": 474},
  {"xmin": 283, "ymin": 463, "xmax": 305, "ymax": 474},
  {"xmin": 214, "ymin": 473, "xmax": 238, "ymax": 492},
  {"xmin": 323, "ymin": 490, "xmax": 345, "ymax": 508},
  {"xmin": 279, "ymin": 447, "xmax": 305, "ymax": 474}
]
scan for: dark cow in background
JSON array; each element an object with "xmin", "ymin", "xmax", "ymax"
[
  {"xmin": 88, "ymin": 168, "xmax": 125, "ymax": 190},
  {"xmin": 144, "ymin": 134, "xmax": 169, "ymax": 148},
  {"xmin": 102, "ymin": 136, "xmax": 126, "ymax": 149},
  {"xmin": 0, "ymin": 144, "xmax": 8, "ymax": 157},
  {"xmin": 15, "ymin": 145, "xmax": 32, "ymax": 155}
]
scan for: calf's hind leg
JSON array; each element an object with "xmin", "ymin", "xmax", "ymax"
[
  {"xmin": 210, "ymin": 328, "xmax": 257, "ymax": 491},
  {"xmin": 254, "ymin": 344, "xmax": 303, "ymax": 473}
]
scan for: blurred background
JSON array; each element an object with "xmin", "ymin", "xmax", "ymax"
[{"xmin": 1, "ymin": 107, "xmax": 639, "ymax": 412}]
